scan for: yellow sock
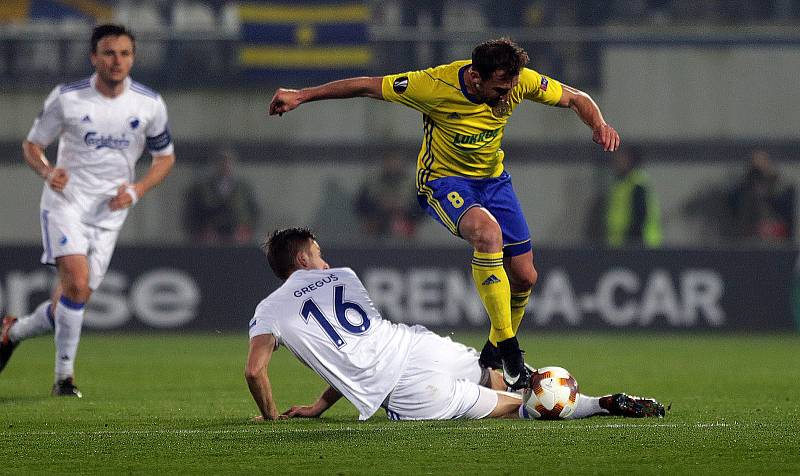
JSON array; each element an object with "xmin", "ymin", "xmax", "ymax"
[
  {"xmin": 511, "ymin": 290, "xmax": 531, "ymax": 334},
  {"xmin": 471, "ymin": 251, "xmax": 512, "ymax": 345}
]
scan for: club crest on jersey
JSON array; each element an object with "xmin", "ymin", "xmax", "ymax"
[
  {"xmin": 84, "ymin": 132, "xmax": 131, "ymax": 150},
  {"xmin": 128, "ymin": 117, "xmax": 140, "ymax": 129},
  {"xmin": 393, "ymin": 76, "xmax": 409, "ymax": 94},
  {"xmin": 491, "ymin": 99, "xmax": 511, "ymax": 117},
  {"xmin": 540, "ymin": 76, "xmax": 549, "ymax": 91}
]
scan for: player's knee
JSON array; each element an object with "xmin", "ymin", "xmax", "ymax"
[
  {"xmin": 526, "ymin": 267, "xmax": 539, "ymax": 289},
  {"xmin": 464, "ymin": 221, "xmax": 503, "ymax": 252},
  {"xmin": 62, "ymin": 277, "xmax": 90, "ymax": 302},
  {"xmin": 508, "ymin": 255, "xmax": 539, "ymax": 291},
  {"xmin": 510, "ymin": 266, "xmax": 537, "ymax": 291}
]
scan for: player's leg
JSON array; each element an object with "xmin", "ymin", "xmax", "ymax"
[
  {"xmin": 6, "ymin": 299, "xmax": 57, "ymax": 343},
  {"xmin": 385, "ymin": 360, "xmax": 525, "ymax": 420},
  {"xmin": 488, "ymin": 391, "xmax": 666, "ymax": 420},
  {"xmin": 3, "ymin": 210, "xmax": 79, "ymax": 375},
  {"xmin": 505, "ymin": 251, "xmax": 537, "ymax": 335},
  {"xmin": 478, "ymin": 364, "xmax": 665, "ymax": 419},
  {"xmin": 485, "ymin": 173, "xmax": 537, "ymax": 338},
  {"xmin": 50, "ymin": 226, "xmax": 120, "ymax": 396},
  {"xmin": 557, "ymin": 393, "xmax": 665, "ymax": 418},
  {"xmin": 417, "ymin": 177, "xmax": 526, "ymax": 388},
  {"xmin": 52, "ymin": 254, "xmax": 91, "ymax": 397},
  {"xmin": 0, "ymin": 298, "xmax": 57, "ymax": 373},
  {"xmin": 459, "ymin": 207, "xmax": 517, "ymax": 360},
  {"xmin": 472, "ymin": 172, "xmax": 536, "ymax": 388}
]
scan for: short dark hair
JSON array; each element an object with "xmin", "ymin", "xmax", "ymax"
[
  {"xmin": 262, "ymin": 227, "xmax": 316, "ymax": 280},
  {"xmin": 471, "ymin": 38, "xmax": 529, "ymax": 80},
  {"xmin": 91, "ymin": 24, "xmax": 135, "ymax": 53}
]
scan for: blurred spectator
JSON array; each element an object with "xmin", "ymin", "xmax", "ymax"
[
  {"xmin": 354, "ymin": 154, "xmax": 422, "ymax": 239},
  {"xmin": 600, "ymin": 146, "xmax": 663, "ymax": 248},
  {"xmin": 726, "ymin": 150, "xmax": 795, "ymax": 243},
  {"xmin": 184, "ymin": 148, "xmax": 260, "ymax": 245}
]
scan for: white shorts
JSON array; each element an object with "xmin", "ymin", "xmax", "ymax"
[
  {"xmin": 40, "ymin": 208, "xmax": 119, "ymax": 290},
  {"xmin": 384, "ymin": 329, "xmax": 499, "ymax": 420}
]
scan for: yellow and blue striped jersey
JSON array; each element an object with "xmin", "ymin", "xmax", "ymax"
[{"xmin": 381, "ymin": 60, "xmax": 563, "ymax": 185}]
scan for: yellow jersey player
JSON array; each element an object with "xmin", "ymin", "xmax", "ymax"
[{"xmin": 268, "ymin": 38, "xmax": 620, "ymax": 390}]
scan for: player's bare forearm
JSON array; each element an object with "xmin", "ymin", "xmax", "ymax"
[
  {"xmin": 269, "ymin": 77, "xmax": 383, "ymax": 116},
  {"xmin": 282, "ymin": 385, "xmax": 342, "ymax": 418},
  {"xmin": 109, "ymin": 153, "xmax": 174, "ymax": 210},
  {"xmin": 23, "ymin": 140, "xmax": 69, "ymax": 191},
  {"xmin": 246, "ymin": 372, "xmax": 280, "ymax": 420},
  {"xmin": 559, "ymin": 84, "xmax": 620, "ymax": 152},
  {"xmin": 570, "ymin": 94, "xmax": 604, "ymax": 129},
  {"xmin": 301, "ymin": 77, "xmax": 384, "ymax": 101},
  {"xmin": 245, "ymin": 334, "xmax": 282, "ymax": 421},
  {"xmin": 133, "ymin": 153, "xmax": 175, "ymax": 197},
  {"xmin": 316, "ymin": 385, "xmax": 343, "ymax": 412},
  {"xmin": 22, "ymin": 141, "xmax": 51, "ymax": 177}
]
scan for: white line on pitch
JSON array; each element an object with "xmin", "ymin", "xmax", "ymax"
[{"xmin": 0, "ymin": 421, "xmax": 736, "ymax": 437}]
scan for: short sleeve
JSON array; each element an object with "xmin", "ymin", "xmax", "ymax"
[
  {"xmin": 248, "ymin": 299, "xmax": 280, "ymax": 342},
  {"xmin": 520, "ymin": 68, "xmax": 563, "ymax": 106},
  {"xmin": 145, "ymin": 95, "xmax": 174, "ymax": 157},
  {"xmin": 381, "ymin": 68, "xmax": 441, "ymax": 114},
  {"xmin": 26, "ymin": 87, "xmax": 64, "ymax": 147}
]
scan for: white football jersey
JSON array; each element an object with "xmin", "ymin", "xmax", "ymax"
[
  {"xmin": 27, "ymin": 74, "xmax": 174, "ymax": 230},
  {"xmin": 249, "ymin": 267, "xmax": 420, "ymax": 420}
]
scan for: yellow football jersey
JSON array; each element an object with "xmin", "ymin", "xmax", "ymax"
[{"xmin": 381, "ymin": 60, "xmax": 563, "ymax": 186}]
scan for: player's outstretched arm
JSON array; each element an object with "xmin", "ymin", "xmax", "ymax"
[
  {"xmin": 557, "ymin": 84, "xmax": 620, "ymax": 152},
  {"xmin": 282, "ymin": 385, "xmax": 343, "ymax": 418},
  {"xmin": 269, "ymin": 76, "xmax": 384, "ymax": 116},
  {"xmin": 245, "ymin": 333, "xmax": 285, "ymax": 421}
]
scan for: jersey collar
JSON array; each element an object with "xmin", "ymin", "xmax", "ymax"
[
  {"xmin": 90, "ymin": 73, "xmax": 131, "ymax": 98},
  {"xmin": 459, "ymin": 64, "xmax": 482, "ymax": 104}
]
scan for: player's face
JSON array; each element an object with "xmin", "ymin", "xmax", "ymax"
[
  {"xmin": 91, "ymin": 34, "xmax": 135, "ymax": 86},
  {"xmin": 304, "ymin": 240, "xmax": 329, "ymax": 271},
  {"xmin": 477, "ymin": 70, "xmax": 519, "ymax": 106}
]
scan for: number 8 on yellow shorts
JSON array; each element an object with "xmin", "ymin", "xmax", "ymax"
[{"xmin": 416, "ymin": 171, "xmax": 532, "ymax": 257}]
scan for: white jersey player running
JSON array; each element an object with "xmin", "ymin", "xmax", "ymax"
[
  {"xmin": 245, "ymin": 228, "xmax": 666, "ymax": 421},
  {"xmin": 0, "ymin": 24, "xmax": 176, "ymax": 398}
]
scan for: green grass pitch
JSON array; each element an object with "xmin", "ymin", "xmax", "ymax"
[{"xmin": 1, "ymin": 332, "xmax": 798, "ymax": 474}]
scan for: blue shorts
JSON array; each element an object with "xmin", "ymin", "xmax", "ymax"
[{"xmin": 417, "ymin": 171, "xmax": 532, "ymax": 257}]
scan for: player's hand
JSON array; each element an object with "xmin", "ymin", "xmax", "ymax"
[
  {"xmin": 592, "ymin": 123, "xmax": 620, "ymax": 152},
  {"xmin": 45, "ymin": 168, "xmax": 69, "ymax": 193},
  {"xmin": 109, "ymin": 183, "xmax": 139, "ymax": 211},
  {"xmin": 281, "ymin": 405, "xmax": 321, "ymax": 418},
  {"xmin": 269, "ymin": 88, "xmax": 302, "ymax": 116}
]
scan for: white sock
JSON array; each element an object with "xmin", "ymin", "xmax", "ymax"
[
  {"xmin": 8, "ymin": 301, "xmax": 55, "ymax": 342},
  {"xmin": 567, "ymin": 393, "xmax": 609, "ymax": 419},
  {"xmin": 54, "ymin": 296, "xmax": 85, "ymax": 382}
]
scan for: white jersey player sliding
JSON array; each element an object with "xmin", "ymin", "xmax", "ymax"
[
  {"xmin": 246, "ymin": 228, "xmax": 665, "ymax": 421},
  {"xmin": 0, "ymin": 24, "xmax": 176, "ymax": 397}
]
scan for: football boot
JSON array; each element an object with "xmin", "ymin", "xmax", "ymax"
[
  {"xmin": 602, "ymin": 393, "xmax": 666, "ymax": 418},
  {"xmin": 0, "ymin": 316, "xmax": 18, "ymax": 373},
  {"xmin": 52, "ymin": 377, "xmax": 82, "ymax": 398},
  {"xmin": 478, "ymin": 340, "xmax": 502, "ymax": 369},
  {"xmin": 497, "ymin": 337, "xmax": 532, "ymax": 390}
]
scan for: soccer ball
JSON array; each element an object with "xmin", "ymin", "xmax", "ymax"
[{"xmin": 522, "ymin": 366, "xmax": 579, "ymax": 420}]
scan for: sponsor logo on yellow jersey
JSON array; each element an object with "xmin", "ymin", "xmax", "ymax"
[{"xmin": 452, "ymin": 127, "xmax": 502, "ymax": 149}]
